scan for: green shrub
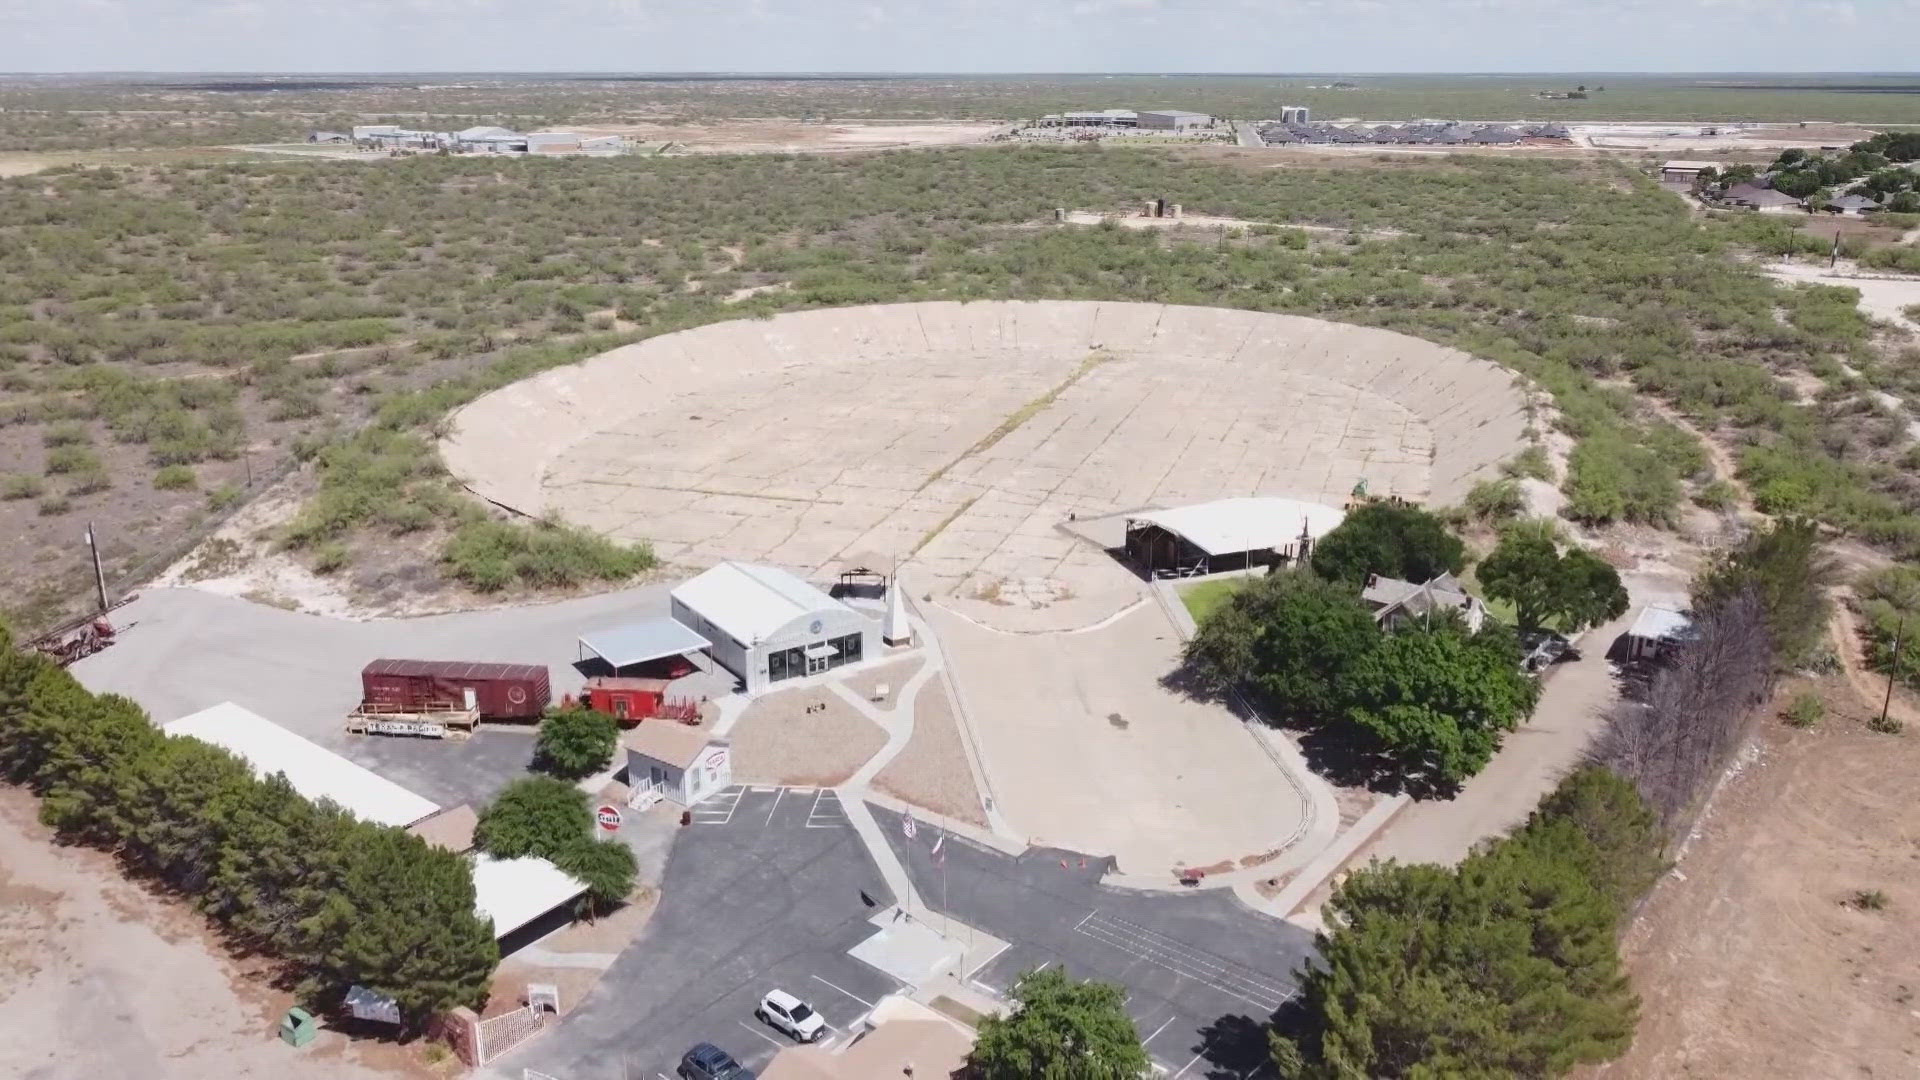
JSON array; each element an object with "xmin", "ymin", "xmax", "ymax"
[
  {"xmin": 1783, "ymin": 690, "xmax": 1824, "ymax": 728},
  {"xmin": 43, "ymin": 445, "xmax": 101, "ymax": 476},
  {"xmin": 42, "ymin": 422, "xmax": 89, "ymax": 447},
  {"xmin": 442, "ymin": 518, "xmax": 655, "ymax": 593},
  {"xmin": 65, "ymin": 464, "xmax": 111, "ymax": 496},
  {"xmin": 1, "ymin": 473, "xmax": 43, "ymax": 500},
  {"xmin": 1502, "ymin": 445, "xmax": 1554, "ymax": 482},
  {"xmin": 1847, "ymin": 888, "xmax": 1890, "ymax": 911},
  {"xmin": 36, "ymin": 494, "xmax": 70, "ymax": 516},
  {"xmin": 1693, "ymin": 479, "xmax": 1739, "ymax": 510},
  {"xmin": 311, "ymin": 541, "xmax": 350, "ymax": 575},
  {"xmin": 206, "ymin": 484, "xmax": 241, "ymax": 510},
  {"xmin": 1564, "ymin": 435, "xmax": 1680, "ymax": 526},
  {"xmin": 152, "ymin": 464, "xmax": 196, "ymax": 490},
  {"xmin": 1465, "ymin": 477, "xmax": 1527, "ymax": 522},
  {"xmin": 532, "ymin": 706, "xmax": 620, "ymax": 780}
]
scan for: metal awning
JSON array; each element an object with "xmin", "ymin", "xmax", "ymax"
[
  {"xmin": 577, "ymin": 618, "xmax": 712, "ymax": 669},
  {"xmin": 803, "ymin": 642, "xmax": 838, "ymax": 660}
]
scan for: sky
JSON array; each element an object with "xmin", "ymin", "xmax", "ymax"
[{"xmin": 0, "ymin": 0, "xmax": 1917, "ymax": 74}]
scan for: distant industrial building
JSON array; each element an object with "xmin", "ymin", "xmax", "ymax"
[
  {"xmin": 1256, "ymin": 119, "xmax": 1568, "ymax": 148},
  {"xmin": 1039, "ymin": 109, "xmax": 1139, "ymax": 128},
  {"xmin": 1137, "ymin": 109, "xmax": 1214, "ymax": 131},
  {"xmin": 1279, "ymin": 105, "xmax": 1311, "ymax": 124}
]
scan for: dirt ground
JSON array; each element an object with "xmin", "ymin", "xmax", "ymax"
[
  {"xmin": 0, "ymin": 788, "xmax": 417, "ymax": 1080},
  {"xmin": 727, "ymin": 685, "xmax": 887, "ymax": 788},
  {"xmin": 570, "ymin": 119, "xmax": 999, "ymax": 154},
  {"xmin": 1594, "ymin": 672, "xmax": 1920, "ymax": 1078},
  {"xmin": 873, "ymin": 671, "xmax": 988, "ymax": 828}
]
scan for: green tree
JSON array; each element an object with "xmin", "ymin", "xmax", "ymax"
[
  {"xmin": 1310, "ymin": 503, "xmax": 1466, "ymax": 588},
  {"xmin": 1771, "ymin": 170, "xmax": 1822, "ymax": 200},
  {"xmin": 300, "ymin": 828, "xmax": 497, "ymax": 1022},
  {"xmin": 1477, "ymin": 531, "xmax": 1628, "ymax": 635},
  {"xmin": 1274, "ymin": 768, "xmax": 1650, "ymax": 1079},
  {"xmin": 1182, "ymin": 570, "xmax": 1381, "ymax": 720},
  {"xmin": 1341, "ymin": 623, "xmax": 1537, "ymax": 787},
  {"xmin": 474, "ymin": 776, "xmax": 592, "ymax": 860},
  {"xmin": 555, "ymin": 836, "xmax": 639, "ymax": 916},
  {"xmin": 969, "ymin": 967, "xmax": 1149, "ymax": 1080},
  {"xmin": 532, "ymin": 705, "xmax": 619, "ymax": 780},
  {"xmin": 1690, "ymin": 517, "xmax": 1833, "ymax": 668}
]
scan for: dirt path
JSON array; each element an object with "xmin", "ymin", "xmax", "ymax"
[
  {"xmin": 1830, "ymin": 598, "xmax": 1920, "ymax": 728},
  {"xmin": 0, "ymin": 788, "xmax": 413, "ymax": 1080},
  {"xmin": 1593, "ymin": 677, "xmax": 1920, "ymax": 1078}
]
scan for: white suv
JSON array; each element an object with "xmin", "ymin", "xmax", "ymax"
[{"xmin": 756, "ymin": 989, "xmax": 827, "ymax": 1042}]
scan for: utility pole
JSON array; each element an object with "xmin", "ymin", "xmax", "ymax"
[
  {"xmin": 1881, "ymin": 614, "xmax": 1905, "ymax": 730},
  {"xmin": 84, "ymin": 522, "xmax": 109, "ymax": 616},
  {"xmin": 1830, "ymin": 229, "xmax": 1841, "ymax": 270}
]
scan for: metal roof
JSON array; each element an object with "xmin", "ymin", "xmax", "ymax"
[
  {"xmin": 469, "ymin": 854, "xmax": 587, "ymax": 938},
  {"xmin": 362, "ymin": 658, "xmax": 546, "ymax": 681},
  {"xmin": 1128, "ymin": 497, "xmax": 1345, "ymax": 557},
  {"xmin": 164, "ymin": 702, "xmax": 439, "ymax": 828},
  {"xmin": 623, "ymin": 722, "xmax": 723, "ymax": 769},
  {"xmin": 578, "ymin": 618, "xmax": 713, "ymax": 669},
  {"xmin": 1629, "ymin": 604, "xmax": 1692, "ymax": 642},
  {"xmin": 671, "ymin": 561, "xmax": 850, "ymax": 645}
]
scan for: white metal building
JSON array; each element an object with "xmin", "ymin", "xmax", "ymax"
[
  {"xmin": 469, "ymin": 854, "xmax": 588, "ymax": 941},
  {"xmin": 163, "ymin": 702, "xmax": 438, "ymax": 828},
  {"xmin": 624, "ymin": 724, "xmax": 731, "ymax": 807},
  {"xmin": 1626, "ymin": 604, "xmax": 1693, "ymax": 662},
  {"xmin": 1138, "ymin": 110, "xmax": 1214, "ymax": 131},
  {"xmin": 1124, "ymin": 496, "xmax": 1345, "ymax": 576},
  {"xmin": 670, "ymin": 562, "xmax": 879, "ymax": 692}
]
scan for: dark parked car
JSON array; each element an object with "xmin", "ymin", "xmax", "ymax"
[{"xmin": 679, "ymin": 1042, "xmax": 756, "ymax": 1080}]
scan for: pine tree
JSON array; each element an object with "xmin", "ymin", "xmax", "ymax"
[{"xmin": 300, "ymin": 827, "xmax": 497, "ymax": 1022}]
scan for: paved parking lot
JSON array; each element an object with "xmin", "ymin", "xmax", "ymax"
[
  {"xmin": 502, "ymin": 786, "xmax": 899, "ymax": 1080},
  {"xmin": 874, "ymin": 805, "xmax": 1314, "ymax": 1079}
]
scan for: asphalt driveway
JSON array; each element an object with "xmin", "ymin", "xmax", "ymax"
[
  {"xmin": 873, "ymin": 805, "xmax": 1315, "ymax": 1080},
  {"xmin": 501, "ymin": 786, "xmax": 899, "ymax": 1080}
]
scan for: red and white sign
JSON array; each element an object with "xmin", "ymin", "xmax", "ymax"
[{"xmin": 596, "ymin": 805, "xmax": 623, "ymax": 831}]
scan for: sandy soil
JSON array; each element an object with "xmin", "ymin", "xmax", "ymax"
[
  {"xmin": 1592, "ymin": 674, "xmax": 1920, "ymax": 1078},
  {"xmin": 1764, "ymin": 260, "xmax": 1920, "ymax": 336},
  {"xmin": 0, "ymin": 788, "xmax": 413, "ymax": 1080},
  {"xmin": 873, "ymin": 672, "xmax": 988, "ymax": 828},
  {"xmin": 839, "ymin": 655, "xmax": 926, "ymax": 709},
  {"xmin": 727, "ymin": 686, "xmax": 887, "ymax": 788},
  {"xmin": 569, "ymin": 119, "xmax": 998, "ymax": 154}
]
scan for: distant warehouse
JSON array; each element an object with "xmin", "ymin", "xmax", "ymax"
[{"xmin": 1137, "ymin": 109, "xmax": 1214, "ymax": 131}]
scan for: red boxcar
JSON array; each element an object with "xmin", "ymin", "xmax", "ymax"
[{"xmin": 360, "ymin": 659, "xmax": 551, "ymax": 720}]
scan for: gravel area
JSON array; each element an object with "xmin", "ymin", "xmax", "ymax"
[
  {"xmin": 874, "ymin": 673, "xmax": 988, "ymax": 827},
  {"xmin": 727, "ymin": 686, "xmax": 887, "ymax": 788},
  {"xmin": 839, "ymin": 655, "xmax": 926, "ymax": 710}
]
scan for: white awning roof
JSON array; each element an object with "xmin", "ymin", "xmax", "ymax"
[
  {"xmin": 1128, "ymin": 497, "xmax": 1346, "ymax": 557},
  {"xmin": 163, "ymin": 702, "xmax": 439, "ymax": 828},
  {"xmin": 469, "ymin": 854, "xmax": 588, "ymax": 938},
  {"xmin": 803, "ymin": 642, "xmax": 838, "ymax": 660},
  {"xmin": 671, "ymin": 561, "xmax": 850, "ymax": 645},
  {"xmin": 579, "ymin": 618, "xmax": 712, "ymax": 668},
  {"xmin": 1629, "ymin": 604, "xmax": 1692, "ymax": 642}
]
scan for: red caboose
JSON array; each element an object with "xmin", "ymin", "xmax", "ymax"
[{"xmin": 583, "ymin": 676, "xmax": 700, "ymax": 725}]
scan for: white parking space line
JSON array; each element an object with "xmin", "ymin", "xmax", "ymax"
[
  {"xmin": 1175, "ymin": 1051, "xmax": 1205, "ymax": 1077},
  {"xmin": 1144, "ymin": 1014, "xmax": 1177, "ymax": 1046},
  {"xmin": 1074, "ymin": 912, "xmax": 1294, "ymax": 1015},
  {"xmin": 964, "ymin": 939, "xmax": 1011, "ymax": 980},
  {"xmin": 806, "ymin": 788, "xmax": 849, "ymax": 828},
  {"xmin": 764, "ymin": 786, "xmax": 787, "ymax": 825},
  {"xmin": 809, "ymin": 973, "xmax": 876, "ymax": 1008},
  {"xmin": 737, "ymin": 1019, "xmax": 786, "ymax": 1050},
  {"xmin": 690, "ymin": 787, "xmax": 743, "ymax": 824}
]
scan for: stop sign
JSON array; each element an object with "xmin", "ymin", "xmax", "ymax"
[{"xmin": 596, "ymin": 805, "xmax": 622, "ymax": 831}]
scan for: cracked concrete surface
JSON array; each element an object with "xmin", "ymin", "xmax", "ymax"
[{"xmin": 444, "ymin": 301, "xmax": 1529, "ymax": 631}]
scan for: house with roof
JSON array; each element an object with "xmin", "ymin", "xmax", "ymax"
[
  {"xmin": 670, "ymin": 561, "xmax": 880, "ymax": 692},
  {"xmin": 1625, "ymin": 604, "xmax": 1692, "ymax": 663},
  {"xmin": 1361, "ymin": 572, "xmax": 1490, "ymax": 633},
  {"xmin": 1827, "ymin": 192, "xmax": 1882, "ymax": 216},
  {"xmin": 1471, "ymin": 126, "xmax": 1523, "ymax": 145},
  {"xmin": 1720, "ymin": 181, "xmax": 1803, "ymax": 214},
  {"xmin": 624, "ymin": 722, "xmax": 731, "ymax": 808}
]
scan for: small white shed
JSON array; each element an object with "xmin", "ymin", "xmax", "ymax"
[
  {"xmin": 625, "ymin": 724, "xmax": 731, "ymax": 807},
  {"xmin": 1626, "ymin": 604, "xmax": 1692, "ymax": 662}
]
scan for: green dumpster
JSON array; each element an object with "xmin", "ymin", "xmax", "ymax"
[{"xmin": 280, "ymin": 1006, "xmax": 317, "ymax": 1047}]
